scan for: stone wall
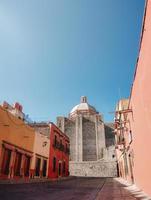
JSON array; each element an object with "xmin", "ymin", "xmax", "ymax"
[
  {"xmin": 64, "ymin": 118, "xmax": 76, "ymax": 161},
  {"xmin": 104, "ymin": 123, "xmax": 115, "ymax": 147},
  {"xmin": 56, "ymin": 117, "xmax": 65, "ymax": 133},
  {"xmin": 82, "ymin": 117, "xmax": 97, "ymax": 161},
  {"xmin": 96, "ymin": 120, "xmax": 106, "ymax": 160},
  {"xmin": 57, "ymin": 117, "xmax": 76, "ymax": 161},
  {"xmin": 103, "ymin": 146, "xmax": 116, "ymax": 162},
  {"xmin": 56, "ymin": 116, "xmax": 117, "ymax": 178},
  {"xmin": 69, "ymin": 160, "xmax": 117, "ymax": 177}
]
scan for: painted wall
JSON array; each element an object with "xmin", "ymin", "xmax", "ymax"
[
  {"xmin": 0, "ymin": 105, "xmax": 35, "ymax": 178},
  {"xmin": 30, "ymin": 131, "xmax": 50, "ymax": 177},
  {"xmin": 128, "ymin": 0, "xmax": 151, "ymax": 196},
  {"xmin": 114, "ymin": 99, "xmax": 134, "ymax": 183},
  {"xmin": 0, "ymin": 106, "xmax": 35, "ymax": 152},
  {"xmin": 48, "ymin": 123, "xmax": 69, "ymax": 178}
]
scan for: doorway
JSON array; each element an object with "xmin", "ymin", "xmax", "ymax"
[
  {"xmin": 42, "ymin": 160, "xmax": 47, "ymax": 177},
  {"xmin": 35, "ymin": 157, "xmax": 41, "ymax": 177},
  {"xmin": 14, "ymin": 152, "xmax": 22, "ymax": 176},
  {"xmin": 24, "ymin": 156, "xmax": 30, "ymax": 177},
  {"xmin": 58, "ymin": 162, "xmax": 61, "ymax": 176},
  {"xmin": 2, "ymin": 148, "xmax": 11, "ymax": 175}
]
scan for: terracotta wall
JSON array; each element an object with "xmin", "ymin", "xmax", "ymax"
[
  {"xmin": 0, "ymin": 106, "xmax": 35, "ymax": 152},
  {"xmin": 0, "ymin": 106, "xmax": 35, "ymax": 179},
  {"xmin": 128, "ymin": 0, "xmax": 151, "ymax": 196}
]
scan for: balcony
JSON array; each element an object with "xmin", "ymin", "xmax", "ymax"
[
  {"xmin": 53, "ymin": 140, "xmax": 60, "ymax": 149},
  {"xmin": 53, "ymin": 140, "xmax": 69, "ymax": 154}
]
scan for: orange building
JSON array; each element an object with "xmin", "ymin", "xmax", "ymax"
[
  {"xmin": 0, "ymin": 103, "xmax": 35, "ymax": 179},
  {"xmin": 115, "ymin": 0, "xmax": 151, "ymax": 197}
]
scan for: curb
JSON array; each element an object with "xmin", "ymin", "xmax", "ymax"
[{"xmin": 0, "ymin": 176, "xmax": 75, "ymax": 185}]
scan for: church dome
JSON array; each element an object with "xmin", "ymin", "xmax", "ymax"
[{"xmin": 69, "ymin": 96, "xmax": 98, "ymax": 118}]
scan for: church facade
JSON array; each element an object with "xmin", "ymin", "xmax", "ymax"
[{"xmin": 57, "ymin": 96, "xmax": 117, "ymax": 177}]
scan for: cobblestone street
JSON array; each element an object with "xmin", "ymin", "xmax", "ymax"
[{"xmin": 0, "ymin": 177, "xmax": 147, "ymax": 200}]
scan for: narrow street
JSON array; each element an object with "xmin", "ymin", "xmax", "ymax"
[{"xmin": 0, "ymin": 177, "xmax": 141, "ymax": 200}]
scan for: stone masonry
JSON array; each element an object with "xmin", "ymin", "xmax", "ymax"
[{"xmin": 57, "ymin": 97, "xmax": 117, "ymax": 177}]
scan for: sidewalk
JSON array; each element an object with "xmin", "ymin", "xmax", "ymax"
[
  {"xmin": 0, "ymin": 176, "xmax": 74, "ymax": 185},
  {"xmin": 96, "ymin": 178, "xmax": 151, "ymax": 200}
]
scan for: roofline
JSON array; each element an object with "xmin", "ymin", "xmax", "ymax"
[
  {"xmin": 50, "ymin": 122, "xmax": 70, "ymax": 141},
  {"xmin": 0, "ymin": 105, "xmax": 34, "ymax": 131},
  {"xmin": 28, "ymin": 121, "xmax": 69, "ymax": 141},
  {"xmin": 28, "ymin": 122, "xmax": 50, "ymax": 127}
]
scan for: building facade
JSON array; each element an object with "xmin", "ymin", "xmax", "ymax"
[
  {"xmin": 29, "ymin": 122, "xmax": 70, "ymax": 179},
  {"xmin": 0, "ymin": 102, "xmax": 70, "ymax": 180},
  {"xmin": 0, "ymin": 103, "xmax": 35, "ymax": 179},
  {"xmin": 48, "ymin": 123, "xmax": 69, "ymax": 178},
  {"xmin": 115, "ymin": 0, "xmax": 151, "ymax": 196},
  {"xmin": 57, "ymin": 96, "xmax": 117, "ymax": 177},
  {"xmin": 114, "ymin": 99, "xmax": 133, "ymax": 182},
  {"xmin": 28, "ymin": 123, "xmax": 50, "ymax": 178}
]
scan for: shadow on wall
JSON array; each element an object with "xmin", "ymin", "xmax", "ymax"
[{"xmin": 104, "ymin": 124, "xmax": 115, "ymax": 148}]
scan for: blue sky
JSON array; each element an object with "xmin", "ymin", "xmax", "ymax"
[{"xmin": 0, "ymin": 0, "xmax": 145, "ymax": 122}]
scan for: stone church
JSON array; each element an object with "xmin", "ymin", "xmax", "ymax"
[{"xmin": 57, "ymin": 96, "xmax": 117, "ymax": 177}]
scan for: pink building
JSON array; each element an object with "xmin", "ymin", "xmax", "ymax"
[{"xmin": 115, "ymin": 0, "xmax": 151, "ymax": 197}]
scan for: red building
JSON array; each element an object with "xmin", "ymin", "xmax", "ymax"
[
  {"xmin": 29, "ymin": 122, "xmax": 70, "ymax": 179},
  {"xmin": 48, "ymin": 123, "xmax": 69, "ymax": 178}
]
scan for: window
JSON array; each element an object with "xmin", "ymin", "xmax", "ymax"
[
  {"xmin": 54, "ymin": 135, "xmax": 57, "ymax": 146},
  {"xmin": 60, "ymin": 140, "xmax": 64, "ymax": 151},
  {"xmin": 53, "ymin": 157, "xmax": 56, "ymax": 172},
  {"xmin": 128, "ymin": 130, "xmax": 133, "ymax": 144}
]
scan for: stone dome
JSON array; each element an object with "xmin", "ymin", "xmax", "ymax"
[{"xmin": 69, "ymin": 96, "xmax": 98, "ymax": 118}]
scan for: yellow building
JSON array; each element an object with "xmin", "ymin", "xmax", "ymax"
[{"xmin": 0, "ymin": 103, "xmax": 35, "ymax": 179}]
